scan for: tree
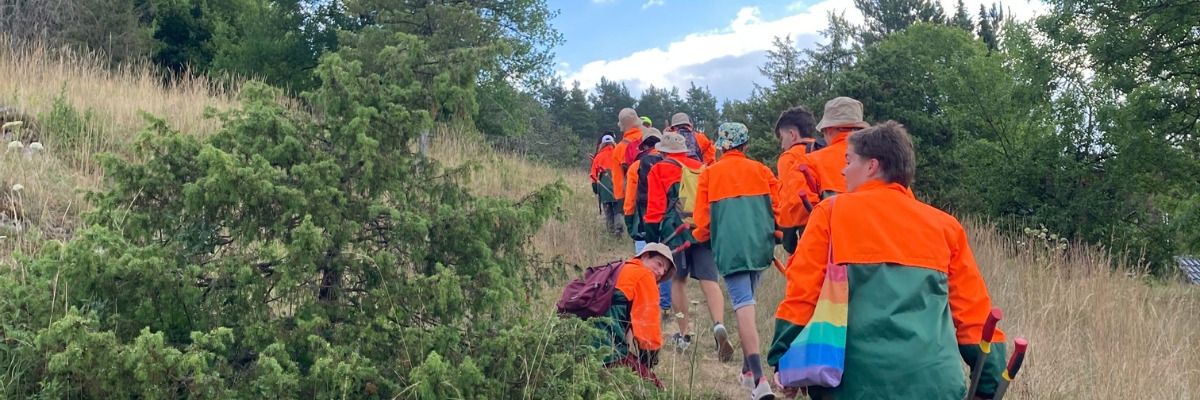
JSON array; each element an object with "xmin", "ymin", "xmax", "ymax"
[
  {"xmin": 855, "ymin": 0, "xmax": 947, "ymax": 45},
  {"xmin": 589, "ymin": 77, "xmax": 637, "ymax": 133},
  {"xmin": 636, "ymin": 85, "xmax": 685, "ymax": 128},
  {"xmin": 977, "ymin": 3, "xmax": 1004, "ymax": 52},
  {"xmin": 208, "ymin": 0, "xmax": 346, "ymax": 92},
  {"xmin": 683, "ymin": 83, "xmax": 720, "ymax": 133},
  {"xmin": 563, "ymin": 81, "xmax": 600, "ymax": 140},
  {"xmin": 951, "ymin": 0, "xmax": 974, "ymax": 33}
]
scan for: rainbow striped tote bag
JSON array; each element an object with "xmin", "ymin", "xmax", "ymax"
[{"xmin": 778, "ymin": 197, "xmax": 847, "ymax": 388}]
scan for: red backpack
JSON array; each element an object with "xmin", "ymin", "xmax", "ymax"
[
  {"xmin": 556, "ymin": 260, "xmax": 626, "ymax": 319},
  {"xmin": 621, "ymin": 138, "xmax": 641, "ymax": 168}
]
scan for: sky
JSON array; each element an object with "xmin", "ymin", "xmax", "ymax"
[{"xmin": 546, "ymin": 0, "xmax": 1049, "ymax": 102}]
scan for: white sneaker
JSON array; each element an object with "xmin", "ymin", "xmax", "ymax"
[
  {"xmin": 713, "ymin": 324, "xmax": 734, "ymax": 362},
  {"xmin": 752, "ymin": 377, "xmax": 776, "ymax": 400},
  {"xmin": 738, "ymin": 371, "xmax": 755, "ymax": 389},
  {"xmin": 672, "ymin": 333, "xmax": 692, "ymax": 351}
]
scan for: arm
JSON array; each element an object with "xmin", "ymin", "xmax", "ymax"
[
  {"xmin": 765, "ymin": 164, "xmax": 782, "ymax": 225},
  {"xmin": 776, "ymin": 152, "xmax": 803, "ymax": 228},
  {"xmin": 644, "ymin": 164, "xmax": 668, "ymax": 242},
  {"xmin": 700, "ymin": 135, "xmax": 717, "ymax": 165},
  {"xmin": 767, "ymin": 202, "xmax": 832, "ymax": 369},
  {"xmin": 624, "ymin": 161, "xmax": 639, "ymax": 216},
  {"xmin": 691, "ymin": 167, "xmax": 712, "ymax": 242},
  {"xmin": 948, "ymin": 222, "xmax": 1007, "ymax": 397},
  {"xmin": 612, "ymin": 144, "xmax": 627, "ymax": 199},
  {"xmin": 630, "ymin": 269, "xmax": 664, "ymax": 354}
]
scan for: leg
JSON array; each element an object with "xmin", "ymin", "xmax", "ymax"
[
  {"xmin": 725, "ymin": 271, "xmax": 766, "ymax": 380},
  {"xmin": 688, "ymin": 245, "xmax": 725, "ymax": 325},
  {"xmin": 672, "ymin": 276, "xmax": 689, "ymax": 334}
]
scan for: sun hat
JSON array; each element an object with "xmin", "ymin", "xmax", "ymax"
[
  {"xmin": 641, "ymin": 127, "xmax": 663, "ymax": 142},
  {"xmin": 656, "ymin": 132, "xmax": 688, "ymax": 154},
  {"xmin": 670, "ymin": 113, "xmax": 692, "ymax": 128},
  {"xmin": 637, "ymin": 243, "xmax": 677, "ymax": 284},
  {"xmin": 714, "ymin": 122, "xmax": 750, "ymax": 151},
  {"xmin": 815, "ymin": 97, "xmax": 871, "ymax": 131}
]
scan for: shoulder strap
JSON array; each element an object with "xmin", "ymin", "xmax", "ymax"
[
  {"xmin": 827, "ymin": 196, "xmax": 838, "ymax": 265},
  {"xmin": 662, "ymin": 158, "xmax": 683, "ymax": 169}
]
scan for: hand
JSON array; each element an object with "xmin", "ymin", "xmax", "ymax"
[{"xmin": 774, "ymin": 373, "xmax": 799, "ymax": 399}]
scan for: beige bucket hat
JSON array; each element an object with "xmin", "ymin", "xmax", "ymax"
[
  {"xmin": 816, "ymin": 97, "xmax": 871, "ymax": 131},
  {"xmin": 656, "ymin": 132, "xmax": 688, "ymax": 154},
  {"xmin": 641, "ymin": 127, "xmax": 663, "ymax": 142},
  {"xmin": 670, "ymin": 112, "xmax": 692, "ymax": 128},
  {"xmin": 637, "ymin": 243, "xmax": 677, "ymax": 284}
]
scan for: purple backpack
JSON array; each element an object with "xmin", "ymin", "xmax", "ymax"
[{"xmin": 556, "ymin": 260, "xmax": 626, "ymax": 319}]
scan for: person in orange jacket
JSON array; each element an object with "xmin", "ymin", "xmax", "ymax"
[
  {"xmin": 612, "ymin": 108, "xmax": 644, "ymax": 211},
  {"xmin": 623, "ymin": 127, "xmax": 672, "ymax": 316},
  {"xmin": 591, "ymin": 133, "xmax": 622, "ymax": 236},
  {"xmin": 692, "ymin": 122, "xmax": 780, "ymax": 400},
  {"xmin": 768, "ymin": 121, "xmax": 1008, "ymax": 399},
  {"xmin": 644, "ymin": 132, "xmax": 732, "ymax": 356},
  {"xmin": 773, "ymin": 106, "xmax": 823, "ymax": 255},
  {"xmin": 663, "ymin": 112, "xmax": 717, "ymax": 165},
  {"xmin": 594, "ymin": 243, "xmax": 677, "ymax": 388}
]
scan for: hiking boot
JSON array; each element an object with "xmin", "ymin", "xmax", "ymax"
[
  {"xmin": 752, "ymin": 377, "xmax": 776, "ymax": 400},
  {"xmin": 672, "ymin": 333, "xmax": 692, "ymax": 351},
  {"xmin": 660, "ymin": 309, "xmax": 673, "ymax": 323},
  {"xmin": 738, "ymin": 371, "xmax": 755, "ymax": 389},
  {"xmin": 713, "ymin": 324, "xmax": 734, "ymax": 363}
]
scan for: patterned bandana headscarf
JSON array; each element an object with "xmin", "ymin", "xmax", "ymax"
[{"xmin": 715, "ymin": 122, "xmax": 749, "ymax": 151}]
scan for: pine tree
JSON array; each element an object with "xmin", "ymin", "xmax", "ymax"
[{"xmin": 951, "ymin": 0, "xmax": 975, "ymax": 33}]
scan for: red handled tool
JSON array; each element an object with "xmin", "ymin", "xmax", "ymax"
[
  {"xmin": 799, "ymin": 189, "xmax": 814, "ymax": 213},
  {"xmin": 661, "ymin": 223, "xmax": 691, "ymax": 244},
  {"xmin": 965, "ymin": 308, "xmax": 1002, "ymax": 400},
  {"xmin": 992, "ymin": 338, "xmax": 1027, "ymax": 400}
]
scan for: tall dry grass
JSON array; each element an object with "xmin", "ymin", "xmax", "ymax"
[
  {"xmin": 1, "ymin": 40, "xmax": 235, "ymax": 263},
  {"xmin": 3, "ymin": 36, "xmax": 1198, "ymax": 400}
]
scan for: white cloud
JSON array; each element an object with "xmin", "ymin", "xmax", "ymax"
[
  {"xmin": 563, "ymin": 0, "xmax": 1049, "ymax": 99},
  {"xmin": 642, "ymin": 0, "xmax": 664, "ymax": 9}
]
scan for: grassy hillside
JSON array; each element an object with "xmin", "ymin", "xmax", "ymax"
[{"xmin": 3, "ymin": 42, "xmax": 1199, "ymax": 399}]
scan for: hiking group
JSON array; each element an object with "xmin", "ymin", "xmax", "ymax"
[{"xmin": 577, "ymin": 97, "xmax": 1012, "ymax": 400}]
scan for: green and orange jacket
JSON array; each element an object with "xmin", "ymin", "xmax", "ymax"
[
  {"xmin": 777, "ymin": 139, "xmax": 818, "ymax": 254},
  {"xmin": 591, "ymin": 145, "xmax": 618, "ymax": 203},
  {"xmin": 644, "ymin": 153, "xmax": 703, "ymax": 247},
  {"xmin": 768, "ymin": 180, "xmax": 1008, "ymax": 399},
  {"xmin": 692, "ymin": 149, "xmax": 781, "ymax": 275},
  {"xmin": 611, "ymin": 127, "xmax": 642, "ymax": 202},
  {"xmin": 594, "ymin": 258, "xmax": 663, "ymax": 364}
]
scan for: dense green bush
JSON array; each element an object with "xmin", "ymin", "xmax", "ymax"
[{"xmin": 0, "ymin": 18, "xmax": 662, "ymax": 397}]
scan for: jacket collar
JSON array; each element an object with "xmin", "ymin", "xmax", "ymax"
[{"xmin": 853, "ymin": 179, "xmax": 908, "ymax": 194}]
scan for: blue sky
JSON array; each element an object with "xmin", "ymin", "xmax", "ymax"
[{"xmin": 545, "ymin": 0, "xmax": 1046, "ymax": 102}]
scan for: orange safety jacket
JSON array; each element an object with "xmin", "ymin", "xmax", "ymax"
[
  {"xmin": 611, "ymin": 127, "xmax": 642, "ymax": 201},
  {"xmin": 591, "ymin": 145, "xmax": 615, "ymax": 183},
  {"xmin": 770, "ymin": 179, "xmax": 1006, "ymax": 398},
  {"xmin": 692, "ymin": 150, "xmax": 781, "ymax": 275},
  {"xmin": 595, "ymin": 258, "xmax": 664, "ymax": 363},
  {"xmin": 776, "ymin": 138, "xmax": 818, "ymax": 229}
]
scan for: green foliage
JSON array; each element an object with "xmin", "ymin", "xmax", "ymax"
[
  {"xmin": 1, "ymin": 2, "xmax": 659, "ymax": 396},
  {"xmin": 854, "ymin": 0, "xmax": 947, "ymax": 45},
  {"xmin": 590, "ymin": 77, "xmax": 638, "ymax": 134},
  {"xmin": 636, "ymin": 86, "xmax": 685, "ymax": 129}
]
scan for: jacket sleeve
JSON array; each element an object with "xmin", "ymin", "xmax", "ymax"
[
  {"xmin": 624, "ymin": 161, "xmax": 639, "ymax": 216},
  {"xmin": 776, "ymin": 152, "xmax": 804, "ymax": 228},
  {"xmin": 948, "ymin": 221, "xmax": 1008, "ymax": 397},
  {"xmin": 645, "ymin": 164, "xmax": 667, "ymax": 224},
  {"xmin": 630, "ymin": 269, "xmax": 663, "ymax": 352},
  {"xmin": 769, "ymin": 201, "xmax": 831, "ymax": 368},
  {"xmin": 612, "ymin": 144, "xmax": 627, "ymax": 199},
  {"xmin": 691, "ymin": 167, "xmax": 712, "ymax": 243},
  {"xmin": 699, "ymin": 134, "xmax": 716, "ymax": 165},
  {"xmin": 765, "ymin": 164, "xmax": 782, "ymax": 225}
]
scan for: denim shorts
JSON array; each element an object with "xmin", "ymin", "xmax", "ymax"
[{"xmin": 724, "ymin": 270, "xmax": 763, "ymax": 310}]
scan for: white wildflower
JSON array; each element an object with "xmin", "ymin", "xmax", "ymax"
[
  {"xmin": 7, "ymin": 141, "xmax": 21, "ymax": 150},
  {"xmin": 1038, "ymin": 232, "xmax": 1046, "ymax": 239},
  {"xmin": 1049, "ymin": 234, "xmax": 1058, "ymax": 241},
  {"xmin": 675, "ymin": 312, "xmax": 685, "ymax": 318},
  {"xmin": 29, "ymin": 142, "xmax": 43, "ymax": 151},
  {"xmin": 11, "ymin": 183, "xmax": 23, "ymax": 192},
  {"xmin": 1, "ymin": 121, "xmax": 21, "ymax": 130}
]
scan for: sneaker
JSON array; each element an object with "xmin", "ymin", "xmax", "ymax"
[
  {"xmin": 738, "ymin": 371, "xmax": 755, "ymax": 389},
  {"xmin": 752, "ymin": 377, "xmax": 776, "ymax": 400},
  {"xmin": 672, "ymin": 333, "xmax": 692, "ymax": 351},
  {"xmin": 713, "ymin": 324, "xmax": 735, "ymax": 363}
]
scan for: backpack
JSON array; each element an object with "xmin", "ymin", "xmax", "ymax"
[
  {"xmin": 621, "ymin": 138, "xmax": 642, "ymax": 168},
  {"xmin": 635, "ymin": 151, "xmax": 665, "ymax": 210},
  {"xmin": 663, "ymin": 159, "xmax": 704, "ymax": 225},
  {"xmin": 802, "ymin": 137, "xmax": 828, "ymax": 154},
  {"xmin": 556, "ymin": 260, "xmax": 626, "ymax": 319},
  {"xmin": 676, "ymin": 127, "xmax": 703, "ymax": 162}
]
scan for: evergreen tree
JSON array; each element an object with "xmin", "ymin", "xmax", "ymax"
[
  {"xmin": 951, "ymin": 0, "xmax": 975, "ymax": 33},
  {"xmin": 855, "ymin": 0, "xmax": 948, "ymax": 45},
  {"xmin": 589, "ymin": 77, "xmax": 637, "ymax": 133}
]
